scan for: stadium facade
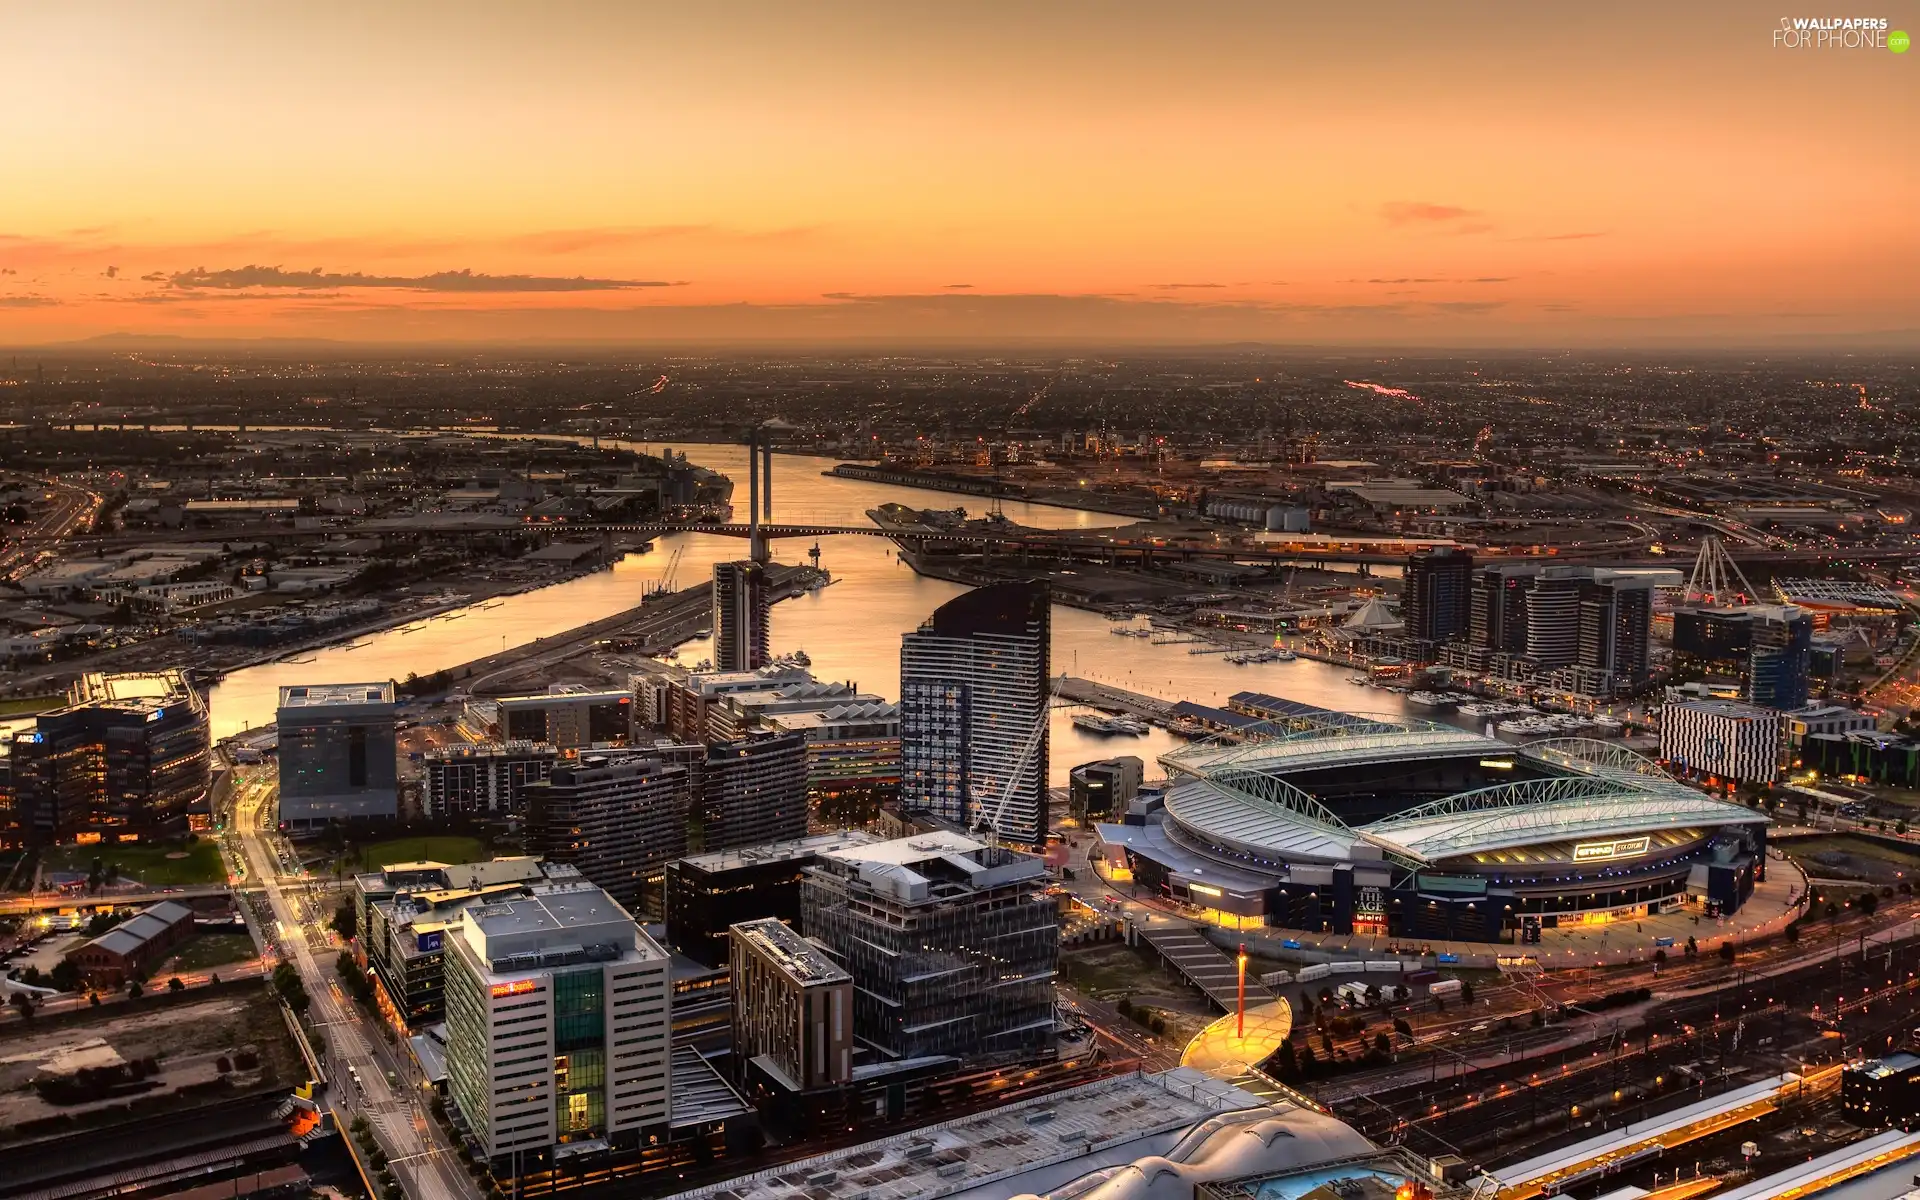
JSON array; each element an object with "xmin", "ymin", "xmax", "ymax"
[{"xmin": 1094, "ymin": 696, "xmax": 1767, "ymax": 942}]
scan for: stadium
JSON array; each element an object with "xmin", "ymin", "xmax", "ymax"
[{"xmin": 1093, "ymin": 696, "xmax": 1768, "ymax": 942}]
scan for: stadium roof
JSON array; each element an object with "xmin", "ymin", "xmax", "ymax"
[{"xmin": 1161, "ymin": 712, "xmax": 1764, "ymax": 865}]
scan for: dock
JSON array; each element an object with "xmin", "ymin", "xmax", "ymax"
[{"xmin": 1055, "ymin": 676, "xmax": 1176, "ymax": 718}]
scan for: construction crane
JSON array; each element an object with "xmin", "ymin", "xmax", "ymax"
[
  {"xmin": 644, "ymin": 543, "xmax": 684, "ymax": 601},
  {"xmin": 972, "ymin": 680, "xmax": 1063, "ymax": 847}
]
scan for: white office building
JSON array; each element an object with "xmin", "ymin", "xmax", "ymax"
[{"xmin": 443, "ymin": 882, "xmax": 673, "ymax": 1163}]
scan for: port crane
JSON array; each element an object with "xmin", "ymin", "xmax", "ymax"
[{"xmin": 644, "ymin": 543, "xmax": 684, "ymax": 600}]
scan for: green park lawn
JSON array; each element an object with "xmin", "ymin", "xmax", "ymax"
[
  {"xmin": 157, "ymin": 931, "xmax": 261, "ymax": 975},
  {"xmin": 41, "ymin": 840, "xmax": 228, "ymax": 887},
  {"xmin": 346, "ymin": 835, "xmax": 490, "ymax": 873}
]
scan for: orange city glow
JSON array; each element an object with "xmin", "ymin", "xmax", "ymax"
[{"xmin": 0, "ymin": 3, "xmax": 1912, "ymax": 346}]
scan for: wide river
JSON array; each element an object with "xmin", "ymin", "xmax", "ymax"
[{"xmin": 208, "ymin": 441, "xmax": 1427, "ymax": 783}]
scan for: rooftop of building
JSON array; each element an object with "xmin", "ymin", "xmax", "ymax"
[
  {"xmin": 70, "ymin": 670, "xmax": 193, "ymax": 706},
  {"xmin": 761, "ymin": 703, "xmax": 901, "ymax": 731},
  {"xmin": 814, "ymin": 832, "xmax": 1050, "ymax": 901},
  {"xmin": 497, "ymin": 688, "xmax": 633, "ymax": 708},
  {"xmin": 685, "ymin": 664, "xmax": 815, "ymax": 696},
  {"xmin": 456, "ymin": 881, "xmax": 661, "ymax": 973},
  {"xmin": 674, "ymin": 830, "xmax": 879, "ymax": 875},
  {"xmin": 1790, "ymin": 704, "xmax": 1870, "ymax": 722},
  {"xmin": 1662, "ymin": 697, "xmax": 1780, "ymax": 719},
  {"xmin": 1848, "ymin": 1052, "xmax": 1920, "ymax": 1079},
  {"xmin": 423, "ymin": 739, "xmax": 557, "ymax": 761},
  {"xmin": 354, "ymin": 855, "xmax": 558, "ymax": 897},
  {"xmin": 679, "ymin": 1069, "xmax": 1288, "ymax": 1200},
  {"xmin": 277, "ymin": 681, "xmax": 395, "ymax": 710},
  {"xmin": 78, "ymin": 900, "xmax": 194, "ymax": 959},
  {"xmin": 731, "ymin": 917, "xmax": 850, "ymax": 986}
]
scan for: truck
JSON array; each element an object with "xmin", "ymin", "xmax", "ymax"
[{"xmin": 1335, "ymin": 981, "xmax": 1372, "ymax": 1006}]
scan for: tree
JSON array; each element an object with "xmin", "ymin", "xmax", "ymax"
[
  {"xmin": 168, "ymin": 976, "xmax": 186, "ymax": 993},
  {"xmin": 1460, "ymin": 980, "xmax": 1476, "ymax": 1005},
  {"xmin": 88, "ymin": 992, "xmax": 100, "ymax": 1007},
  {"xmin": 127, "ymin": 979, "xmax": 143, "ymax": 1000},
  {"xmin": 1653, "ymin": 948, "xmax": 1667, "ymax": 968},
  {"xmin": 49, "ymin": 959, "xmax": 81, "ymax": 992},
  {"xmin": 1373, "ymin": 1031, "xmax": 1392, "ymax": 1057},
  {"xmin": 1785, "ymin": 922, "xmax": 1801, "ymax": 944},
  {"xmin": 1859, "ymin": 891, "xmax": 1880, "ymax": 917},
  {"xmin": 332, "ymin": 899, "xmax": 357, "ymax": 940},
  {"xmin": 87, "ymin": 858, "xmax": 104, "ymax": 894},
  {"xmin": 1718, "ymin": 940, "xmax": 1736, "ymax": 963},
  {"xmin": 1393, "ymin": 1017, "xmax": 1414, "ymax": 1043},
  {"xmin": 1685, "ymin": 935, "xmax": 1698, "ymax": 957},
  {"xmin": 10, "ymin": 992, "xmax": 33, "ymax": 1020},
  {"xmin": 1273, "ymin": 1038, "xmax": 1299, "ymax": 1080}
]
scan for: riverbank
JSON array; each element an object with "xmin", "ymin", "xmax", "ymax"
[{"xmin": 827, "ymin": 462, "xmax": 1159, "ymax": 518}]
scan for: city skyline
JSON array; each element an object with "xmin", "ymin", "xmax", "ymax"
[{"xmin": 1, "ymin": 2, "xmax": 1913, "ymax": 347}]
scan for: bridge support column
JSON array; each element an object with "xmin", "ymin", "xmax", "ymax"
[
  {"xmin": 761, "ymin": 435, "xmax": 773, "ymax": 521},
  {"xmin": 750, "ymin": 528, "xmax": 770, "ymax": 565}
]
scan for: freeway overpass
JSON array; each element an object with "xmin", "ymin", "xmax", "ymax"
[{"xmin": 0, "ymin": 883, "xmax": 235, "ymax": 917}]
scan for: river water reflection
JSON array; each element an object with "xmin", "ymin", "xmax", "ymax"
[{"xmin": 209, "ymin": 441, "xmax": 1423, "ymax": 783}]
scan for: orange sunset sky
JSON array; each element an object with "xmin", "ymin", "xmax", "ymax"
[{"xmin": 0, "ymin": 2, "xmax": 1914, "ymax": 346}]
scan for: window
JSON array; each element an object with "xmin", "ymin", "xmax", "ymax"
[
  {"xmin": 565, "ymin": 1092, "xmax": 590, "ymax": 1132},
  {"xmin": 551, "ymin": 968, "xmax": 605, "ymax": 1052}
]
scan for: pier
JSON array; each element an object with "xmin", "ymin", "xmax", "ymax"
[{"xmin": 1055, "ymin": 676, "xmax": 1175, "ymax": 719}]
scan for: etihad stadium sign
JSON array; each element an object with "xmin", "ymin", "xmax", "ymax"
[{"xmin": 1573, "ymin": 836, "xmax": 1652, "ymax": 863}]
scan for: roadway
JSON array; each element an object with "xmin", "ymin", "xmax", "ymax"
[
  {"xmin": 227, "ymin": 768, "xmax": 473, "ymax": 1200},
  {"xmin": 0, "ymin": 475, "xmax": 102, "ymax": 581}
]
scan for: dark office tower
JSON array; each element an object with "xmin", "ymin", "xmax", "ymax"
[
  {"xmin": 1749, "ymin": 605, "xmax": 1813, "ymax": 711},
  {"xmin": 1576, "ymin": 576, "xmax": 1654, "ymax": 693},
  {"xmin": 712, "ymin": 561, "xmax": 770, "ymax": 672},
  {"xmin": 701, "ymin": 730, "xmax": 809, "ymax": 852},
  {"xmin": 525, "ymin": 752, "xmax": 691, "ymax": 913},
  {"xmin": 1403, "ymin": 547, "xmax": 1474, "ymax": 647},
  {"xmin": 276, "ymin": 682, "xmax": 398, "ymax": 828},
  {"xmin": 10, "ymin": 671, "xmax": 212, "ymax": 844},
  {"xmin": 800, "ymin": 833, "xmax": 1058, "ymax": 1066},
  {"xmin": 899, "ymin": 580, "xmax": 1051, "ymax": 847},
  {"xmin": 1469, "ymin": 564, "xmax": 1537, "ymax": 653}
]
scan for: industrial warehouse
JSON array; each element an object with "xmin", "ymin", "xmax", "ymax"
[{"xmin": 1094, "ymin": 700, "xmax": 1769, "ymax": 941}]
